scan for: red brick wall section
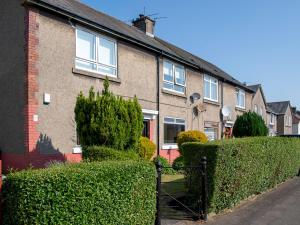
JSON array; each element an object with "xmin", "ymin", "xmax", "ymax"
[{"xmin": 160, "ymin": 149, "xmax": 180, "ymax": 165}]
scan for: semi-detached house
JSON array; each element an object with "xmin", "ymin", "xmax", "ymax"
[{"xmin": 1, "ymin": 0, "xmax": 256, "ymax": 171}]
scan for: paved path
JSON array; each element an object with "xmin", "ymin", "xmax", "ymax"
[{"xmin": 162, "ymin": 177, "xmax": 300, "ymax": 225}]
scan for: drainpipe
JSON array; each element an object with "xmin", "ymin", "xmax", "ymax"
[
  {"xmin": 221, "ymin": 80, "xmax": 224, "ymax": 139},
  {"xmin": 156, "ymin": 54, "xmax": 161, "ymax": 156}
]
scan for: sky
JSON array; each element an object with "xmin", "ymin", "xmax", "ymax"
[{"xmin": 81, "ymin": 0, "xmax": 300, "ymax": 107}]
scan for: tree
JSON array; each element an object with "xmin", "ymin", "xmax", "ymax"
[
  {"xmin": 233, "ymin": 111, "xmax": 268, "ymax": 137},
  {"xmin": 74, "ymin": 77, "xmax": 143, "ymax": 150}
]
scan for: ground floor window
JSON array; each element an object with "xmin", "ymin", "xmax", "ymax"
[
  {"xmin": 164, "ymin": 117, "xmax": 185, "ymax": 144},
  {"xmin": 204, "ymin": 127, "xmax": 217, "ymax": 141}
]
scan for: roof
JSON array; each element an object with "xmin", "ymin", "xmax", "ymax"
[
  {"xmin": 247, "ymin": 84, "xmax": 267, "ymax": 106},
  {"xmin": 24, "ymin": 0, "xmax": 253, "ymax": 92},
  {"xmin": 267, "ymin": 101, "xmax": 290, "ymax": 115}
]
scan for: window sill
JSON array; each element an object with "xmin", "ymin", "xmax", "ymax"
[
  {"xmin": 161, "ymin": 89, "xmax": 187, "ymax": 99},
  {"xmin": 235, "ymin": 107, "xmax": 246, "ymax": 112},
  {"xmin": 203, "ymin": 99, "xmax": 220, "ymax": 106},
  {"xmin": 162, "ymin": 144, "xmax": 178, "ymax": 150},
  {"xmin": 73, "ymin": 68, "xmax": 121, "ymax": 84}
]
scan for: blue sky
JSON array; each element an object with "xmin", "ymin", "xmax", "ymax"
[{"xmin": 82, "ymin": 0, "xmax": 300, "ymax": 107}]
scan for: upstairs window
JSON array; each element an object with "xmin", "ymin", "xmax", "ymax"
[
  {"xmin": 76, "ymin": 28, "xmax": 117, "ymax": 77},
  {"xmin": 236, "ymin": 89, "xmax": 245, "ymax": 109},
  {"xmin": 164, "ymin": 117, "xmax": 185, "ymax": 144},
  {"xmin": 204, "ymin": 75, "xmax": 218, "ymax": 102},
  {"xmin": 163, "ymin": 61, "xmax": 186, "ymax": 94}
]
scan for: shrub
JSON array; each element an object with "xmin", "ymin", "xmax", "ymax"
[
  {"xmin": 83, "ymin": 146, "xmax": 140, "ymax": 162},
  {"xmin": 172, "ymin": 156, "xmax": 185, "ymax": 171},
  {"xmin": 3, "ymin": 161, "xmax": 156, "ymax": 225},
  {"xmin": 181, "ymin": 137, "xmax": 300, "ymax": 213},
  {"xmin": 233, "ymin": 111, "xmax": 268, "ymax": 137},
  {"xmin": 153, "ymin": 156, "xmax": 176, "ymax": 175},
  {"xmin": 137, "ymin": 137, "xmax": 156, "ymax": 160},
  {"xmin": 75, "ymin": 78, "xmax": 143, "ymax": 150},
  {"xmin": 177, "ymin": 130, "xmax": 208, "ymax": 153}
]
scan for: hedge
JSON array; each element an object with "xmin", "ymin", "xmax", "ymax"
[
  {"xmin": 83, "ymin": 145, "xmax": 140, "ymax": 162},
  {"xmin": 3, "ymin": 161, "xmax": 156, "ymax": 225},
  {"xmin": 181, "ymin": 137, "xmax": 300, "ymax": 213}
]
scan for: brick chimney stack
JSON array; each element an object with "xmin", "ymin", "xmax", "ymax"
[{"xmin": 132, "ymin": 14, "xmax": 155, "ymax": 37}]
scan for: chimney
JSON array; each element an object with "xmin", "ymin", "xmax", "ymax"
[{"xmin": 132, "ymin": 14, "xmax": 155, "ymax": 37}]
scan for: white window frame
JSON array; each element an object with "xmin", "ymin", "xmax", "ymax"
[
  {"xmin": 204, "ymin": 75, "xmax": 219, "ymax": 102},
  {"xmin": 75, "ymin": 27, "xmax": 118, "ymax": 77},
  {"xmin": 163, "ymin": 60, "xmax": 186, "ymax": 94},
  {"xmin": 236, "ymin": 88, "xmax": 246, "ymax": 109},
  {"xmin": 163, "ymin": 117, "xmax": 186, "ymax": 147},
  {"xmin": 270, "ymin": 113, "xmax": 275, "ymax": 125},
  {"xmin": 254, "ymin": 105, "xmax": 258, "ymax": 113},
  {"xmin": 204, "ymin": 127, "xmax": 217, "ymax": 141}
]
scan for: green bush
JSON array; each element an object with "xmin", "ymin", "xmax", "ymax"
[
  {"xmin": 137, "ymin": 137, "xmax": 156, "ymax": 160},
  {"xmin": 172, "ymin": 156, "xmax": 185, "ymax": 170},
  {"xmin": 177, "ymin": 130, "xmax": 208, "ymax": 153},
  {"xmin": 75, "ymin": 78, "xmax": 143, "ymax": 150},
  {"xmin": 233, "ymin": 111, "xmax": 268, "ymax": 137},
  {"xmin": 153, "ymin": 156, "xmax": 176, "ymax": 175},
  {"xmin": 3, "ymin": 161, "xmax": 156, "ymax": 225},
  {"xmin": 181, "ymin": 137, "xmax": 300, "ymax": 213},
  {"xmin": 83, "ymin": 146, "xmax": 140, "ymax": 162}
]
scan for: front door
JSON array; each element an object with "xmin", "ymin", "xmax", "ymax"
[{"xmin": 142, "ymin": 120, "xmax": 150, "ymax": 139}]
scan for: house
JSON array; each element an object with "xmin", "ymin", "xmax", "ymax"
[
  {"xmin": 292, "ymin": 107, "xmax": 300, "ymax": 135},
  {"xmin": 267, "ymin": 101, "xmax": 293, "ymax": 135},
  {"xmin": 247, "ymin": 84, "xmax": 267, "ymax": 122},
  {"xmin": 266, "ymin": 106, "xmax": 278, "ymax": 136},
  {"xmin": 0, "ymin": 0, "xmax": 256, "ymax": 170}
]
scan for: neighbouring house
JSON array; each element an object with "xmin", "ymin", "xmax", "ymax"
[
  {"xmin": 267, "ymin": 101, "xmax": 293, "ymax": 135},
  {"xmin": 247, "ymin": 84, "xmax": 267, "ymax": 122},
  {"xmin": 0, "ymin": 0, "xmax": 275, "ymax": 171},
  {"xmin": 266, "ymin": 106, "xmax": 278, "ymax": 136},
  {"xmin": 292, "ymin": 107, "xmax": 300, "ymax": 135}
]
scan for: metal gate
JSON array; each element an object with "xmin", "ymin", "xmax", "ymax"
[{"xmin": 155, "ymin": 157, "xmax": 208, "ymax": 225}]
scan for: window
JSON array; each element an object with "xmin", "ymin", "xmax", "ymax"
[
  {"xmin": 236, "ymin": 89, "xmax": 245, "ymax": 109},
  {"xmin": 142, "ymin": 120, "xmax": 150, "ymax": 138},
  {"xmin": 259, "ymin": 107, "xmax": 263, "ymax": 116},
  {"xmin": 76, "ymin": 28, "xmax": 117, "ymax": 77},
  {"xmin": 163, "ymin": 61, "xmax": 186, "ymax": 93},
  {"xmin": 204, "ymin": 75, "xmax": 218, "ymax": 102},
  {"xmin": 286, "ymin": 116, "xmax": 291, "ymax": 126},
  {"xmin": 164, "ymin": 117, "xmax": 185, "ymax": 144},
  {"xmin": 204, "ymin": 128, "xmax": 217, "ymax": 141},
  {"xmin": 254, "ymin": 105, "xmax": 258, "ymax": 113},
  {"xmin": 270, "ymin": 114, "xmax": 275, "ymax": 125}
]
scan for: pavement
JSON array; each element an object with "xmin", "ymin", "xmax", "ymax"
[{"xmin": 162, "ymin": 177, "xmax": 300, "ymax": 225}]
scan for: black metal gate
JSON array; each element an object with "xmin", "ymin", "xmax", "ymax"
[{"xmin": 155, "ymin": 157, "xmax": 208, "ymax": 225}]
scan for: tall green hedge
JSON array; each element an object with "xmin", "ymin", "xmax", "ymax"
[
  {"xmin": 83, "ymin": 145, "xmax": 140, "ymax": 162},
  {"xmin": 233, "ymin": 111, "xmax": 268, "ymax": 137},
  {"xmin": 3, "ymin": 161, "xmax": 156, "ymax": 225},
  {"xmin": 181, "ymin": 137, "xmax": 300, "ymax": 213},
  {"xmin": 75, "ymin": 78, "xmax": 143, "ymax": 150}
]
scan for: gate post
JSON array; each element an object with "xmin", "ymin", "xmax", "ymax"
[
  {"xmin": 155, "ymin": 160, "xmax": 162, "ymax": 225},
  {"xmin": 201, "ymin": 157, "xmax": 208, "ymax": 221}
]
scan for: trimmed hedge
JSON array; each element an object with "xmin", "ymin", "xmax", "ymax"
[
  {"xmin": 153, "ymin": 156, "xmax": 176, "ymax": 175},
  {"xmin": 181, "ymin": 137, "xmax": 300, "ymax": 213},
  {"xmin": 177, "ymin": 130, "xmax": 208, "ymax": 153},
  {"xmin": 3, "ymin": 161, "xmax": 156, "ymax": 225},
  {"xmin": 137, "ymin": 137, "xmax": 156, "ymax": 160},
  {"xmin": 83, "ymin": 145, "xmax": 140, "ymax": 162}
]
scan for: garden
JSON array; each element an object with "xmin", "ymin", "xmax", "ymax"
[{"xmin": 2, "ymin": 79, "xmax": 300, "ymax": 224}]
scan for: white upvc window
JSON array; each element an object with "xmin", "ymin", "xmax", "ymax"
[
  {"xmin": 163, "ymin": 117, "xmax": 185, "ymax": 144},
  {"xmin": 270, "ymin": 113, "xmax": 275, "ymax": 125},
  {"xmin": 75, "ymin": 28, "xmax": 117, "ymax": 77},
  {"xmin": 204, "ymin": 75, "xmax": 218, "ymax": 102},
  {"xmin": 163, "ymin": 60, "xmax": 186, "ymax": 94},
  {"xmin": 259, "ymin": 107, "xmax": 263, "ymax": 116},
  {"xmin": 254, "ymin": 105, "xmax": 258, "ymax": 113},
  {"xmin": 204, "ymin": 127, "xmax": 217, "ymax": 141},
  {"xmin": 236, "ymin": 89, "xmax": 245, "ymax": 109}
]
